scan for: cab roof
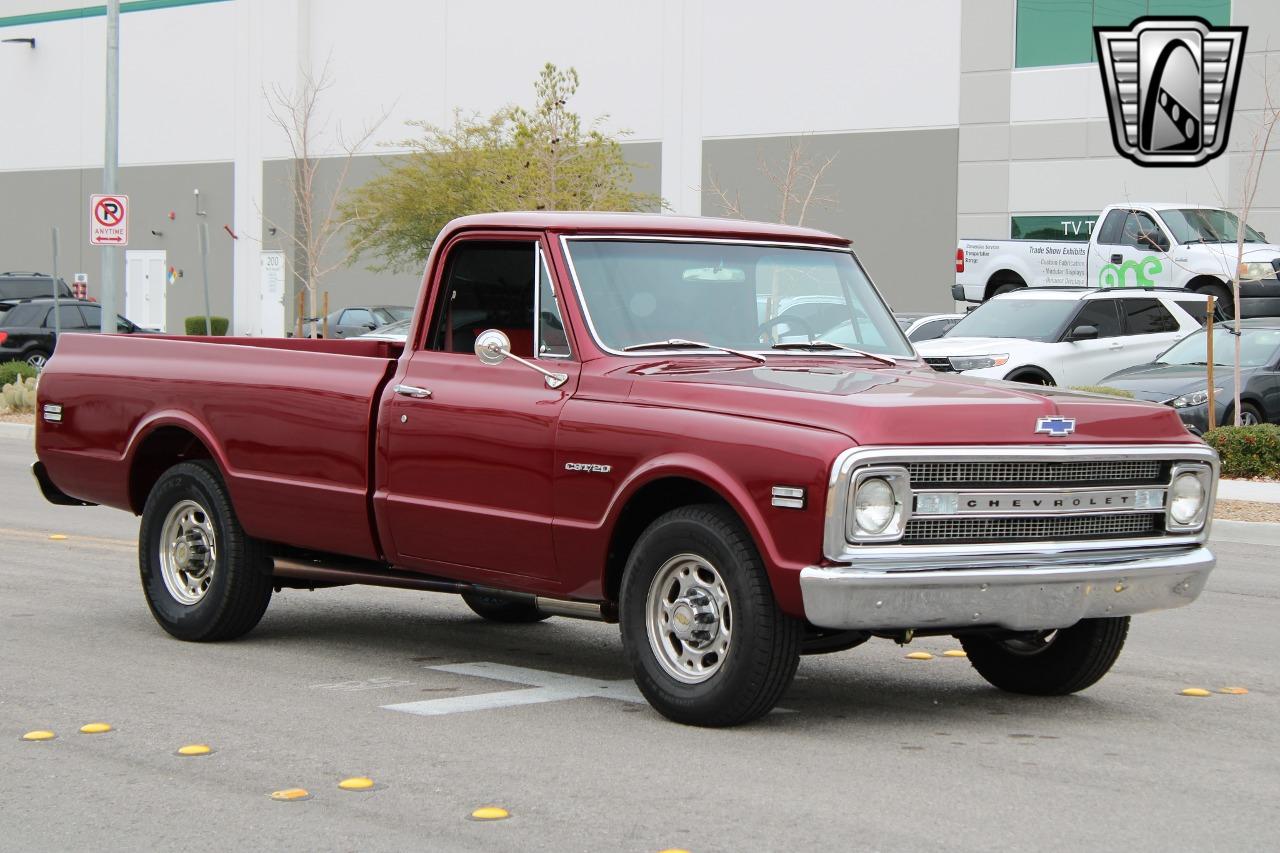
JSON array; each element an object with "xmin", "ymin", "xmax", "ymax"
[
  {"xmin": 992, "ymin": 287, "xmax": 1209, "ymax": 302},
  {"xmin": 438, "ymin": 211, "xmax": 851, "ymax": 247}
]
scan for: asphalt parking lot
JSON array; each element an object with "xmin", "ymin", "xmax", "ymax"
[{"xmin": 2, "ymin": 431, "xmax": 1277, "ymax": 853}]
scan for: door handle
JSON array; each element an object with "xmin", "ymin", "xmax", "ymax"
[
  {"xmin": 1108, "ymin": 342, "xmax": 1123, "ymax": 349},
  {"xmin": 394, "ymin": 384, "xmax": 433, "ymax": 399},
  {"xmin": 1111, "ymin": 254, "xmax": 1123, "ymax": 264}
]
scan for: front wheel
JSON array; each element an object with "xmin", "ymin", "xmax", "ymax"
[
  {"xmin": 139, "ymin": 461, "xmax": 273, "ymax": 641},
  {"xmin": 959, "ymin": 616, "xmax": 1129, "ymax": 695},
  {"xmin": 619, "ymin": 504, "xmax": 801, "ymax": 727}
]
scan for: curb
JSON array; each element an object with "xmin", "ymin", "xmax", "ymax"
[
  {"xmin": 0, "ymin": 422, "xmax": 34, "ymax": 441},
  {"xmin": 1219, "ymin": 479, "xmax": 1280, "ymax": 505}
]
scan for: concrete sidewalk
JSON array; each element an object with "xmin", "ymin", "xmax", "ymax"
[
  {"xmin": 1219, "ymin": 479, "xmax": 1280, "ymax": 504},
  {"xmin": 0, "ymin": 421, "xmax": 33, "ymax": 441}
]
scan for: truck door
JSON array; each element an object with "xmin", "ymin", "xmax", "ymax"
[
  {"xmin": 379, "ymin": 235, "xmax": 578, "ymax": 582},
  {"xmin": 1092, "ymin": 209, "xmax": 1173, "ymax": 289}
]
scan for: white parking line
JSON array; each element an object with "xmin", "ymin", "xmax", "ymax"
[{"xmin": 381, "ymin": 661, "xmax": 646, "ymax": 717}]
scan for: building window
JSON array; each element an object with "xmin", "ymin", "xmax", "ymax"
[
  {"xmin": 1011, "ymin": 214, "xmax": 1098, "ymax": 241},
  {"xmin": 1015, "ymin": 1, "xmax": 1231, "ymax": 69}
]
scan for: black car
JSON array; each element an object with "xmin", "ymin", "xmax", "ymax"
[
  {"xmin": 0, "ymin": 272, "xmax": 74, "ymax": 303},
  {"xmin": 0, "ymin": 299, "xmax": 153, "ymax": 369},
  {"xmin": 1099, "ymin": 319, "xmax": 1280, "ymax": 434}
]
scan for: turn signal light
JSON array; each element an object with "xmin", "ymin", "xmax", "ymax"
[{"xmin": 955, "ymin": 248, "xmax": 965, "ymax": 273}]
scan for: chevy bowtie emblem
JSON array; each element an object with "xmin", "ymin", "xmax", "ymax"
[
  {"xmin": 1095, "ymin": 17, "xmax": 1247, "ymax": 167},
  {"xmin": 1036, "ymin": 416, "xmax": 1076, "ymax": 438}
]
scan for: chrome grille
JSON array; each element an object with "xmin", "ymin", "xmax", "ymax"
[
  {"xmin": 923, "ymin": 357, "xmax": 954, "ymax": 373},
  {"xmin": 903, "ymin": 513, "xmax": 1159, "ymax": 544},
  {"xmin": 906, "ymin": 460, "xmax": 1162, "ymax": 487}
]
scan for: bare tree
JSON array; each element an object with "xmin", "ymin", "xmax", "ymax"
[
  {"xmin": 1223, "ymin": 64, "xmax": 1280, "ymax": 424},
  {"xmin": 264, "ymin": 58, "xmax": 387, "ymax": 336},
  {"xmin": 706, "ymin": 137, "xmax": 837, "ymax": 226}
]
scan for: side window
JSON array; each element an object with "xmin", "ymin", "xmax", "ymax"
[
  {"xmin": 428, "ymin": 242, "xmax": 536, "ymax": 357},
  {"xmin": 80, "ymin": 304, "xmax": 103, "ymax": 329},
  {"xmin": 1120, "ymin": 212, "xmax": 1169, "ymax": 252},
  {"xmin": 1122, "ymin": 298, "xmax": 1178, "ymax": 335},
  {"xmin": 1172, "ymin": 299, "xmax": 1208, "ymax": 326},
  {"xmin": 908, "ymin": 319, "xmax": 955, "ymax": 343},
  {"xmin": 340, "ymin": 308, "xmax": 375, "ymax": 327},
  {"xmin": 54, "ymin": 305, "xmax": 87, "ymax": 329},
  {"xmin": 537, "ymin": 251, "xmax": 570, "ymax": 358},
  {"xmin": 1070, "ymin": 300, "xmax": 1123, "ymax": 339},
  {"xmin": 1096, "ymin": 210, "xmax": 1127, "ymax": 245}
]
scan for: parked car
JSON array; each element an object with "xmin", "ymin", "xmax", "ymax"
[
  {"xmin": 0, "ymin": 299, "xmax": 153, "ymax": 369},
  {"xmin": 1099, "ymin": 320, "xmax": 1280, "ymax": 434},
  {"xmin": 0, "ymin": 271, "xmax": 74, "ymax": 305},
  {"xmin": 895, "ymin": 312, "xmax": 964, "ymax": 343},
  {"xmin": 34, "ymin": 212, "xmax": 1219, "ymax": 727},
  {"xmin": 357, "ymin": 318, "xmax": 411, "ymax": 342},
  {"xmin": 955, "ymin": 203, "xmax": 1280, "ymax": 319},
  {"xmin": 915, "ymin": 288, "xmax": 1206, "ymax": 386},
  {"xmin": 303, "ymin": 305, "xmax": 412, "ymax": 338}
]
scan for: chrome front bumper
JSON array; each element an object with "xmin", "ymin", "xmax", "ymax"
[{"xmin": 799, "ymin": 545, "xmax": 1214, "ymax": 632}]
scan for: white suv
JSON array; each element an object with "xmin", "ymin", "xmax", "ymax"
[{"xmin": 914, "ymin": 288, "xmax": 1209, "ymax": 387}]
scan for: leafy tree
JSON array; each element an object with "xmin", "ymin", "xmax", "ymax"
[{"xmin": 344, "ymin": 63, "xmax": 661, "ymax": 272}]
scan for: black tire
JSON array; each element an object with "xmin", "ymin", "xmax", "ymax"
[
  {"xmin": 139, "ymin": 460, "xmax": 273, "ymax": 641},
  {"xmin": 1199, "ymin": 282, "xmax": 1234, "ymax": 320},
  {"xmin": 1005, "ymin": 369, "xmax": 1056, "ymax": 387},
  {"xmin": 619, "ymin": 504, "xmax": 802, "ymax": 727},
  {"xmin": 959, "ymin": 617, "xmax": 1129, "ymax": 696},
  {"xmin": 461, "ymin": 591, "xmax": 551, "ymax": 623},
  {"xmin": 991, "ymin": 282, "xmax": 1023, "ymax": 297},
  {"xmin": 1223, "ymin": 402, "xmax": 1264, "ymax": 427},
  {"xmin": 25, "ymin": 349, "xmax": 50, "ymax": 370}
]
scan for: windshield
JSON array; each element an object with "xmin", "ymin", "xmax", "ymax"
[
  {"xmin": 944, "ymin": 298, "xmax": 1077, "ymax": 341},
  {"xmin": 1158, "ymin": 326, "xmax": 1280, "ymax": 367},
  {"xmin": 564, "ymin": 239, "xmax": 913, "ymax": 358},
  {"xmin": 1158, "ymin": 209, "xmax": 1266, "ymax": 244}
]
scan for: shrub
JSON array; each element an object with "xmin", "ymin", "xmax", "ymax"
[
  {"xmin": 1, "ymin": 377, "xmax": 37, "ymax": 413},
  {"xmin": 0, "ymin": 360, "xmax": 37, "ymax": 387},
  {"xmin": 1203, "ymin": 424, "xmax": 1280, "ymax": 479},
  {"xmin": 1069, "ymin": 385, "xmax": 1136, "ymax": 399},
  {"xmin": 184, "ymin": 316, "xmax": 230, "ymax": 336}
]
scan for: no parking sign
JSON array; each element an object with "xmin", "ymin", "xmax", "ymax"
[{"xmin": 90, "ymin": 194, "xmax": 128, "ymax": 246}]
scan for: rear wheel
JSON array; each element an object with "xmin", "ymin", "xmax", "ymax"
[
  {"xmin": 461, "ymin": 591, "xmax": 551, "ymax": 623},
  {"xmin": 619, "ymin": 504, "xmax": 801, "ymax": 727},
  {"xmin": 1199, "ymin": 282, "xmax": 1234, "ymax": 320},
  {"xmin": 959, "ymin": 617, "xmax": 1129, "ymax": 695},
  {"xmin": 139, "ymin": 461, "xmax": 273, "ymax": 641},
  {"xmin": 25, "ymin": 350, "xmax": 50, "ymax": 370}
]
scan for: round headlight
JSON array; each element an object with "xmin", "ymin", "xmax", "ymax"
[
  {"xmin": 1169, "ymin": 472, "xmax": 1205, "ymax": 525},
  {"xmin": 854, "ymin": 477, "xmax": 897, "ymax": 534}
]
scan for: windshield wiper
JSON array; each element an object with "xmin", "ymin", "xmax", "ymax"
[
  {"xmin": 771, "ymin": 340, "xmax": 897, "ymax": 366},
  {"xmin": 622, "ymin": 339, "xmax": 766, "ymax": 363}
]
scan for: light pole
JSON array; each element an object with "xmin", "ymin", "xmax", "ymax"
[{"xmin": 100, "ymin": 0, "xmax": 120, "ymax": 333}]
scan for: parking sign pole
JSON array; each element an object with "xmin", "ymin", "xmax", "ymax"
[
  {"xmin": 51, "ymin": 226, "xmax": 61, "ymax": 337},
  {"xmin": 99, "ymin": 0, "xmax": 120, "ymax": 333}
]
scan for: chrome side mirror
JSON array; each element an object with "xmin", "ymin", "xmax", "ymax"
[{"xmin": 474, "ymin": 329, "xmax": 568, "ymax": 389}]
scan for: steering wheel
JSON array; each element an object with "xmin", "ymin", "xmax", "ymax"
[{"xmin": 758, "ymin": 313, "xmax": 817, "ymax": 344}]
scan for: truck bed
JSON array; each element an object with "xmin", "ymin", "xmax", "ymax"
[{"xmin": 36, "ymin": 334, "xmax": 401, "ymax": 560}]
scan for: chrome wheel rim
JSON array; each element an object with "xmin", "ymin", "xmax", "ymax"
[
  {"xmin": 158, "ymin": 499, "xmax": 218, "ymax": 606},
  {"xmin": 26, "ymin": 353, "xmax": 47, "ymax": 370},
  {"xmin": 645, "ymin": 553, "xmax": 732, "ymax": 684},
  {"xmin": 1241, "ymin": 410, "xmax": 1259, "ymax": 426}
]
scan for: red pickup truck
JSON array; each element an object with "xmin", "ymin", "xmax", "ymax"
[{"xmin": 34, "ymin": 212, "xmax": 1218, "ymax": 726}]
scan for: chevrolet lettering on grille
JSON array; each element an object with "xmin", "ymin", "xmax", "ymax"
[{"xmin": 915, "ymin": 488, "xmax": 1165, "ymax": 516}]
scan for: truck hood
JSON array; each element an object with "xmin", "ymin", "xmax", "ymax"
[
  {"xmin": 615, "ymin": 359, "xmax": 1192, "ymax": 445},
  {"xmin": 913, "ymin": 337, "xmax": 1049, "ymax": 358},
  {"xmin": 1100, "ymin": 361, "xmax": 1246, "ymax": 402}
]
